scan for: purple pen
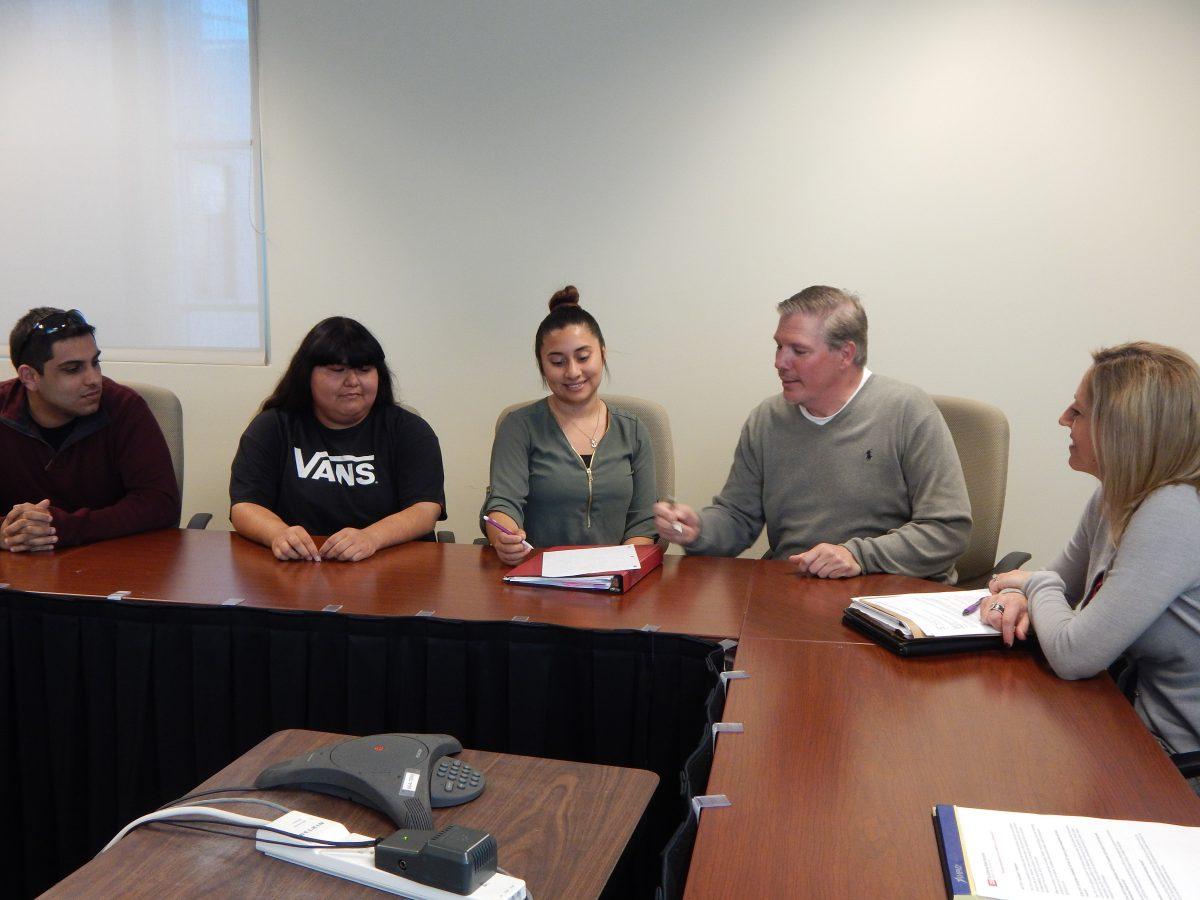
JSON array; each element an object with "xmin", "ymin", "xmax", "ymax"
[
  {"xmin": 482, "ymin": 515, "xmax": 534, "ymax": 552},
  {"xmin": 961, "ymin": 597, "xmax": 984, "ymax": 616}
]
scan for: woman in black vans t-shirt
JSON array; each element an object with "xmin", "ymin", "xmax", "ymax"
[{"xmin": 229, "ymin": 317, "xmax": 446, "ymax": 562}]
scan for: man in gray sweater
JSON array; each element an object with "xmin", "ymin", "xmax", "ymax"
[{"xmin": 653, "ymin": 286, "xmax": 971, "ymax": 582}]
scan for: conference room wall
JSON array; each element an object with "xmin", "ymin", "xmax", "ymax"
[{"xmin": 86, "ymin": 0, "xmax": 1200, "ymax": 569}]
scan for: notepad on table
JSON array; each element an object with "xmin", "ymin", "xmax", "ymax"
[
  {"xmin": 503, "ymin": 544, "xmax": 663, "ymax": 594},
  {"xmin": 850, "ymin": 590, "xmax": 997, "ymax": 638},
  {"xmin": 843, "ymin": 590, "xmax": 1002, "ymax": 656},
  {"xmin": 539, "ymin": 545, "xmax": 641, "ymax": 577}
]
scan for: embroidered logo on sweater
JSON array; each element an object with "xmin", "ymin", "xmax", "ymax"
[{"xmin": 293, "ymin": 449, "xmax": 376, "ymax": 485}]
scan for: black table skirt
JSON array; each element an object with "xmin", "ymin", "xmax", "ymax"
[{"xmin": 0, "ymin": 590, "xmax": 725, "ymax": 898}]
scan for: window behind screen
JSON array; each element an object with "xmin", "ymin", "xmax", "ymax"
[{"xmin": 0, "ymin": 0, "xmax": 266, "ymax": 364}]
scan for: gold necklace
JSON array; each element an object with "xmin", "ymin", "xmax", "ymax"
[{"xmin": 554, "ymin": 399, "xmax": 604, "ymax": 449}]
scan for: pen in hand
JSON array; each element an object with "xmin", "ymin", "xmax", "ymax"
[
  {"xmin": 962, "ymin": 587, "xmax": 1024, "ymax": 616},
  {"xmin": 961, "ymin": 596, "xmax": 985, "ymax": 616},
  {"xmin": 662, "ymin": 495, "xmax": 684, "ymax": 535},
  {"xmin": 482, "ymin": 515, "xmax": 534, "ymax": 552}
]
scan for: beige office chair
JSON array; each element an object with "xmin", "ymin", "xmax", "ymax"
[
  {"xmin": 126, "ymin": 382, "xmax": 211, "ymax": 529},
  {"xmin": 475, "ymin": 394, "xmax": 675, "ymax": 542},
  {"xmin": 398, "ymin": 402, "xmax": 455, "ymax": 543},
  {"xmin": 931, "ymin": 395, "xmax": 1029, "ymax": 588}
]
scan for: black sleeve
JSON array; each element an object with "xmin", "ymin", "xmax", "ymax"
[
  {"xmin": 229, "ymin": 411, "xmax": 284, "ymax": 511},
  {"xmin": 389, "ymin": 408, "xmax": 447, "ymax": 521}
]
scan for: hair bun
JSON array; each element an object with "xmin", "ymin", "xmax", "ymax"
[{"xmin": 548, "ymin": 285, "xmax": 580, "ymax": 311}]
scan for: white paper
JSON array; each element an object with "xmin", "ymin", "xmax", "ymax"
[
  {"xmin": 850, "ymin": 602, "xmax": 917, "ymax": 637},
  {"xmin": 951, "ymin": 805, "xmax": 1200, "ymax": 899},
  {"xmin": 851, "ymin": 589, "xmax": 998, "ymax": 638},
  {"xmin": 540, "ymin": 545, "xmax": 641, "ymax": 577}
]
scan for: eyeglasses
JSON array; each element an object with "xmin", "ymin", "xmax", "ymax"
[{"xmin": 15, "ymin": 309, "xmax": 90, "ymax": 365}]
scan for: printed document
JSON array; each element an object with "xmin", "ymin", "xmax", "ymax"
[
  {"xmin": 939, "ymin": 804, "xmax": 1200, "ymax": 899},
  {"xmin": 540, "ymin": 545, "xmax": 641, "ymax": 577}
]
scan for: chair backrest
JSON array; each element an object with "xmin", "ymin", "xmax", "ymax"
[
  {"xmin": 125, "ymin": 381, "xmax": 184, "ymax": 495},
  {"xmin": 494, "ymin": 394, "xmax": 675, "ymax": 499},
  {"xmin": 399, "ymin": 402, "xmax": 454, "ymax": 543},
  {"xmin": 931, "ymin": 395, "xmax": 1010, "ymax": 586}
]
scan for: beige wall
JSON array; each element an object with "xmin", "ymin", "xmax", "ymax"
[{"xmin": 97, "ymin": 0, "xmax": 1200, "ymax": 566}]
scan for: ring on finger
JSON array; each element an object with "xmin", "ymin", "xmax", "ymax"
[{"xmin": 989, "ymin": 602, "xmax": 1006, "ymax": 613}]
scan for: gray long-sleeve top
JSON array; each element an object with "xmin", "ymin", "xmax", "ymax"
[
  {"xmin": 687, "ymin": 374, "xmax": 972, "ymax": 582},
  {"xmin": 482, "ymin": 399, "xmax": 657, "ymax": 548},
  {"xmin": 1025, "ymin": 484, "xmax": 1200, "ymax": 754}
]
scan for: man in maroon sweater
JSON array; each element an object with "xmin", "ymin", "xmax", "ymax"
[{"xmin": 1, "ymin": 308, "xmax": 181, "ymax": 551}]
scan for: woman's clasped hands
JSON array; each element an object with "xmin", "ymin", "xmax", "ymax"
[
  {"xmin": 981, "ymin": 569, "xmax": 1032, "ymax": 647},
  {"xmin": 270, "ymin": 524, "xmax": 381, "ymax": 562}
]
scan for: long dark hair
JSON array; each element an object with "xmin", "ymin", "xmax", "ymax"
[
  {"xmin": 533, "ymin": 285, "xmax": 608, "ymax": 380},
  {"xmin": 262, "ymin": 317, "xmax": 396, "ymax": 412}
]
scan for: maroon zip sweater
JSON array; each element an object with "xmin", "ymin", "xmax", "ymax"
[{"xmin": 0, "ymin": 377, "xmax": 181, "ymax": 547}]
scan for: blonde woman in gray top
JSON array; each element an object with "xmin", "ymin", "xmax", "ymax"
[
  {"xmin": 985, "ymin": 342, "xmax": 1200, "ymax": 760},
  {"xmin": 482, "ymin": 286, "xmax": 658, "ymax": 565}
]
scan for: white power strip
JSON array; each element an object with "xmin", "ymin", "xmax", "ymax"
[{"xmin": 255, "ymin": 810, "xmax": 527, "ymax": 900}]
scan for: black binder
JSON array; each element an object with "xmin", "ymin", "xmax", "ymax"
[{"xmin": 842, "ymin": 608, "xmax": 1004, "ymax": 657}]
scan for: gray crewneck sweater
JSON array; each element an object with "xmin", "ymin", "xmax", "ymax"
[
  {"xmin": 687, "ymin": 374, "xmax": 971, "ymax": 582},
  {"xmin": 1025, "ymin": 484, "xmax": 1200, "ymax": 754}
]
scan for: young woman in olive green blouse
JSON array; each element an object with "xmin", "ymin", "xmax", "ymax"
[{"xmin": 481, "ymin": 286, "xmax": 658, "ymax": 565}]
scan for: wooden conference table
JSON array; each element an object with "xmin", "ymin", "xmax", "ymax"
[
  {"xmin": 1, "ymin": 527, "xmax": 751, "ymax": 638},
  {"xmin": 5, "ymin": 529, "xmax": 1200, "ymax": 898}
]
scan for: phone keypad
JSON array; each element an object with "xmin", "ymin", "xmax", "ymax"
[{"xmin": 431, "ymin": 756, "xmax": 484, "ymax": 806}]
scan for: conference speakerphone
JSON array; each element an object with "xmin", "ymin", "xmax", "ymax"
[
  {"xmin": 254, "ymin": 733, "xmax": 513, "ymax": 896},
  {"xmin": 255, "ymin": 733, "xmax": 487, "ymax": 830},
  {"xmin": 102, "ymin": 734, "xmax": 520, "ymax": 896}
]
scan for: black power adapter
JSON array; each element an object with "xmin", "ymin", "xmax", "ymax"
[{"xmin": 375, "ymin": 825, "xmax": 498, "ymax": 896}]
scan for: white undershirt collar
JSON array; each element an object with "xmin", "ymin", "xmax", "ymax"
[{"xmin": 798, "ymin": 368, "xmax": 872, "ymax": 425}]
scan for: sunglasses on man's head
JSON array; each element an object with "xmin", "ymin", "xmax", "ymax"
[{"xmin": 16, "ymin": 309, "xmax": 90, "ymax": 364}]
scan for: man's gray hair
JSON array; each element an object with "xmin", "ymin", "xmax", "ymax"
[{"xmin": 776, "ymin": 286, "xmax": 868, "ymax": 366}]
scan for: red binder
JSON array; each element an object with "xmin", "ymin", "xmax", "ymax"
[{"xmin": 502, "ymin": 544, "xmax": 664, "ymax": 594}]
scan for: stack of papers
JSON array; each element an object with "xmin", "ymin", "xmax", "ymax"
[
  {"xmin": 503, "ymin": 545, "xmax": 656, "ymax": 593},
  {"xmin": 850, "ymin": 590, "xmax": 999, "ymax": 639}
]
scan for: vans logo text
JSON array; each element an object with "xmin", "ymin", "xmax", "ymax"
[{"xmin": 293, "ymin": 449, "xmax": 376, "ymax": 485}]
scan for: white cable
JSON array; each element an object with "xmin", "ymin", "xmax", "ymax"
[
  {"xmin": 184, "ymin": 796, "xmax": 291, "ymax": 814},
  {"xmin": 100, "ymin": 805, "xmax": 275, "ymax": 853}
]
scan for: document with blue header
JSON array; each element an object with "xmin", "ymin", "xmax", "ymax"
[{"xmin": 933, "ymin": 804, "xmax": 1200, "ymax": 899}]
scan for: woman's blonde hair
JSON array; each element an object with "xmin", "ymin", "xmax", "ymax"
[{"xmin": 1085, "ymin": 341, "xmax": 1200, "ymax": 543}]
